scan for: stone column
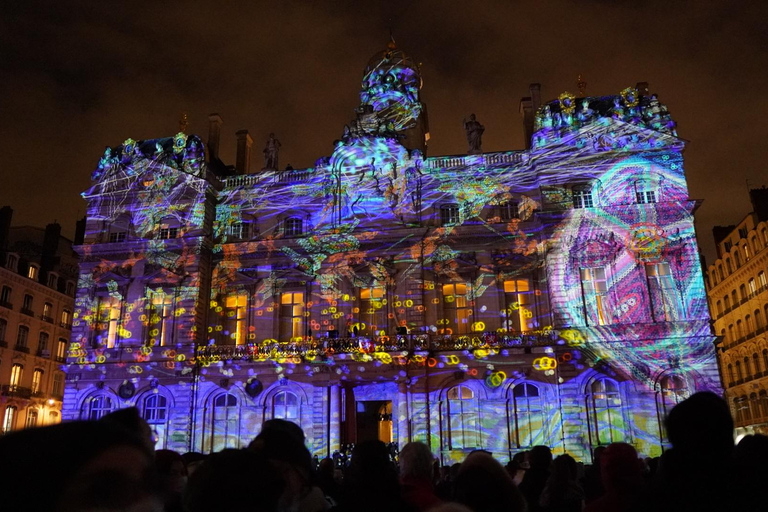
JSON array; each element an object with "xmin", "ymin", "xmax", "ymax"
[
  {"xmin": 329, "ymin": 384, "xmax": 341, "ymax": 453},
  {"xmin": 397, "ymin": 379, "xmax": 410, "ymax": 446}
]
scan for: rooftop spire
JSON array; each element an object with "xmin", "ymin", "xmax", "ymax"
[
  {"xmin": 179, "ymin": 112, "xmax": 189, "ymax": 133},
  {"xmin": 387, "ymin": 29, "xmax": 397, "ymax": 50},
  {"xmin": 577, "ymin": 75, "xmax": 587, "ymax": 97}
]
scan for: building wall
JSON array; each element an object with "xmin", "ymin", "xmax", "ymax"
[
  {"xmin": 706, "ymin": 212, "xmax": 768, "ymax": 438},
  {"xmin": 61, "ymin": 59, "xmax": 721, "ymax": 461}
]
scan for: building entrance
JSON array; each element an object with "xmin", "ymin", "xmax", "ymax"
[{"xmin": 356, "ymin": 400, "xmax": 393, "ymax": 444}]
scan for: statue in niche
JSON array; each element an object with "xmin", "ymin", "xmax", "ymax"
[
  {"xmin": 263, "ymin": 133, "xmax": 281, "ymax": 170},
  {"xmin": 463, "ymin": 114, "xmax": 485, "ymax": 154}
]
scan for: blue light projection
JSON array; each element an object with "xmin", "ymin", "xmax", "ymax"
[{"xmin": 63, "ymin": 47, "xmax": 720, "ymax": 462}]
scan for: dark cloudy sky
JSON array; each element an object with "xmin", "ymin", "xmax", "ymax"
[{"xmin": 1, "ymin": 0, "xmax": 766, "ymax": 262}]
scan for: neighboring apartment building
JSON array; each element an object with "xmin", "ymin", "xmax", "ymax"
[
  {"xmin": 706, "ymin": 188, "xmax": 768, "ymax": 438},
  {"xmin": 61, "ymin": 43, "xmax": 720, "ymax": 462},
  {"xmin": 0, "ymin": 207, "xmax": 79, "ymax": 433}
]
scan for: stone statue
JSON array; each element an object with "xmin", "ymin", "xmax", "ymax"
[
  {"xmin": 263, "ymin": 133, "xmax": 281, "ymax": 170},
  {"xmin": 463, "ymin": 114, "xmax": 485, "ymax": 154}
]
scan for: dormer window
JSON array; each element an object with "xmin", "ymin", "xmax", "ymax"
[
  {"xmin": 159, "ymin": 216, "xmax": 180, "ymax": 240},
  {"xmin": 440, "ymin": 204, "xmax": 460, "ymax": 226},
  {"xmin": 47, "ymin": 272, "xmax": 58, "ymax": 289},
  {"xmin": 28, "ymin": 264, "xmax": 39, "ymax": 280},
  {"xmin": 284, "ymin": 217, "xmax": 303, "ymax": 237},
  {"xmin": 108, "ymin": 232, "xmax": 126, "ymax": 243},
  {"xmin": 572, "ymin": 185, "xmax": 593, "ymax": 209},
  {"xmin": 108, "ymin": 213, "xmax": 131, "ymax": 243},
  {"xmin": 5, "ymin": 253, "xmax": 18, "ymax": 272},
  {"xmin": 634, "ymin": 180, "xmax": 656, "ymax": 204}
]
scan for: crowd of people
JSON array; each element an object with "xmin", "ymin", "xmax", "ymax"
[{"xmin": 0, "ymin": 391, "xmax": 766, "ymax": 511}]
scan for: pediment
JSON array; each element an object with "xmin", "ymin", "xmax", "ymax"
[{"xmin": 531, "ymin": 117, "xmax": 684, "ymax": 163}]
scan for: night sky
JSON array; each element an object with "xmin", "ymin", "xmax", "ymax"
[{"xmin": 2, "ymin": 0, "xmax": 766, "ymax": 263}]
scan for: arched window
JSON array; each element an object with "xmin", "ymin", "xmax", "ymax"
[
  {"xmin": 25, "ymin": 409, "xmax": 38, "ymax": 429},
  {"xmin": 744, "ymin": 244, "xmax": 751, "ymax": 262},
  {"xmin": 224, "ymin": 291, "xmax": 248, "ymax": 345},
  {"xmin": 440, "ymin": 204, "xmax": 461, "ymax": 225},
  {"xmin": 735, "ymin": 360, "xmax": 743, "ymax": 381},
  {"xmin": 760, "ymin": 390, "xmax": 768, "ymax": 419},
  {"xmin": 0, "ymin": 318, "xmax": 6, "ymax": 344},
  {"xmin": 741, "ymin": 395, "xmax": 752, "ymax": 421},
  {"xmin": 739, "ymin": 285, "xmax": 747, "ymax": 302},
  {"xmin": 716, "ymin": 301, "xmax": 723, "ymax": 317},
  {"xmin": 283, "ymin": 217, "xmax": 303, "ymax": 236},
  {"xmin": 762, "ymin": 227, "xmax": 768, "ymax": 247},
  {"xmin": 756, "ymin": 309, "xmax": 764, "ymax": 330},
  {"xmin": 147, "ymin": 290, "xmax": 175, "ymax": 347},
  {"xmin": 734, "ymin": 397, "xmax": 744, "ymax": 424},
  {"xmin": 744, "ymin": 357, "xmax": 752, "ymax": 380},
  {"xmin": 272, "ymin": 390, "xmax": 299, "ymax": 421},
  {"xmin": 731, "ymin": 290, "xmax": 738, "ymax": 307},
  {"xmin": 718, "ymin": 264, "xmax": 724, "ymax": 281},
  {"xmin": 16, "ymin": 325, "xmax": 29, "ymax": 350},
  {"xmin": 210, "ymin": 393, "xmax": 239, "ymax": 452},
  {"xmin": 753, "ymin": 353, "xmax": 761, "ymax": 376},
  {"xmin": 736, "ymin": 320, "xmax": 743, "ymax": 339},
  {"xmin": 143, "ymin": 394, "xmax": 169, "ymax": 449},
  {"xmin": 726, "ymin": 258, "xmax": 733, "ymax": 274},
  {"xmin": 446, "ymin": 385, "xmax": 479, "ymax": 449},
  {"xmin": 727, "ymin": 363, "xmax": 734, "ymax": 385},
  {"xmin": 746, "ymin": 315, "xmax": 754, "ymax": 334},
  {"xmin": 83, "ymin": 395, "xmax": 114, "ymax": 420},
  {"xmin": 658, "ymin": 375, "xmax": 689, "ymax": 439},
  {"xmin": 589, "ymin": 378, "xmax": 624, "ymax": 445},
  {"xmin": 763, "ymin": 350, "xmax": 768, "ymax": 375},
  {"xmin": 748, "ymin": 278, "xmax": 757, "ymax": 297},
  {"xmin": 735, "ymin": 251, "xmax": 742, "ymax": 268},
  {"xmin": 759, "ymin": 271, "xmax": 768, "ymax": 291},
  {"xmin": 724, "ymin": 295, "xmax": 731, "ymax": 310},
  {"xmin": 512, "ymin": 383, "xmax": 544, "ymax": 448}
]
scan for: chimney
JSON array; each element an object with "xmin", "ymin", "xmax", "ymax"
[
  {"xmin": 520, "ymin": 84, "xmax": 541, "ymax": 150},
  {"xmin": 749, "ymin": 186, "xmax": 768, "ymax": 222},
  {"xmin": 0, "ymin": 206, "xmax": 12, "ymax": 253},
  {"xmin": 236, "ymin": 129, "xmax": 253, "ymax": 174},
  {"xmin": 40, "ymin": 222, "xmax": 61, "ymax": 284},
  {"xmin": 636, "ymin": 82, "xmax": 649, "ymax": 97},
  {"xmin": 207, "ymin": 113, "xmax": 223, "ymax": 161}
]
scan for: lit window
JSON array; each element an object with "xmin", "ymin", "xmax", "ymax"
[
  {"xmin": 225, "ymin": 292, "xmax": 247, "ymax": 345},
  {"xmin": 3, "ymin": 406, "xmax": 17, "ymax": 433},
  {"xmin": 572, "ymin": 186, "xmax": 594, "ymax": 209},
  {"xmin": 227, "ymin": 222, "xmax": 249, "ymax": 239},
  {"xmin": 716, "ymin": 301, "xmax": 723, "ymax": 316},
  {"xmin": 272, "ymin": 391, "xmax": 299, "ymax": 420},
  {"xmin": 446, "ymin": 385, "xmax": 479, "ymax": 449},
  {"xmin": 284, "ymin": 218, "xmax": 303, "ymax": 236},
  {"xmin": 503, "ymin": 279, "xmax": 533, "ymax": 332},
  {"xmin": 61, "ymin": 309, "xmax": 72, "ymax": 328},
  {"xmin": 280, "ymin": 292, "xmax": 304, "ymax": 341},
  {"xmin": 57, "ymin": 339, "xmax": 67, "ymax": 361},
  {"xmin": 10, "ymin": 363, "xmax": 23, "ymax": 389},
  {"xmin": 759, "ymin": 272, "xmax": 767, "ymax": 290},
  {"xmin": 659, "ymin": 375, "xmax": 688, "ymax": 439},
  {"xmin": 95, "ymin": 297, "xmax": 121, "ymax": 348},
  {"xmin": 580, "ymin": 267, "xmax": 609, "ymax": 326},
  {"xmin": 589, "ymin": 378, "xmax": 624, "ymax": 445},
  {"xmin": 513, "ymin": 383, "xmax": 544, "ymax": 448},
  {"xmin": 440, "ymin": 204, "xmax": 461, "ymax": 226},
  {"xmin": 443, "ymin": 283, "xmax": 470, "ymax": 334},
  {"xmin": 749, "ymin": 278, "xmax": 757, "ymax": 297},
  {"xmin": 646, "ymin": 262, "xmax": 681, "ymax": 322},
  {"xmin": 143, "ymin": 394, "xmax": 169, "ymax": 449},
  {"xmin": 210, "ymin": 393, "xmax": 239, "ymax": 452},
  {"xmin": 31, "ymin": 369, "xmax": 43, "ymax": 394},
  {"xmin": 744, "ymin": 244, "xmax": 751, "ymax": 261},
  {"xmin": 28, "ymin": 264, "xmax": 39, "ymax": 280},
  {"xmin": 43, "ymin": 302, "xmax": 53, "ymax": 321},
  {"xmin": 148, "ymin": 291, "xmax": 174, "ymax": 346},
  {"xmin": 360, "ymin": 286, "xmax": 386, "ymax": 336},
  {"xmin": 84, "ymin": 395, "xmax": 114, "ymax": 420},
  {"xmin": 159, "ymin": 227, "xmax": 179, "ymax": 239}
]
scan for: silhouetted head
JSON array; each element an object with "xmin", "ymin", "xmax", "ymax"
[
  {"xmin": 600, "ymin": 442, "xmax": 643, "ymax": 492},
  {"xmin": 665, "ymin": 392, "xmax": 733, "ymax": 461},
  {"xmin": 529, "ymin": 445, "xmax": 553, "ymax": 470},
  {"xmin": 454, "ymin": 452, "xmax": 525, "ymax": 512},
  {"xmin": 400, "ymin": 441, "xmax": 435, "ymax": 481}
]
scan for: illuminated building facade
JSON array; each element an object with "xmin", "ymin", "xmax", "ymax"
[
  {"xmin": 0, "ymin": 208, "xmax": 79, "ymax": 433},
  {"xmin": 706, "ymin": 188, "xmax": 768, "ymax": 438},
  {"xmin": 62, "ymin": 44, "xmax": 720, "ymax": 462}
]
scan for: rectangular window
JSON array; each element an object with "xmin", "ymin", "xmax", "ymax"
[
  {"xmin": 47, "ymin": 274, "xmax": 57, "ymax": 288},
  {"xmin": 38, "ymin": 332, "xmax": 49, "ymax": 354},
  {"xmin": 280, "ymin": 292, "xmax": 304, "ymax": 341},
  {"xmin": 148, "ymin": 292, "xmax": 175, "ymax": 346},
  {"xmin": 25, "ymin": 409, "xmax": 38, "ymax": 429},
  {"xmin": 443, "ymin": 283, "xmax": 471, "ymax": 334},
  {"xmin": 646, "ymin": 262, "xmax": 681, "ymax": 322},
  {"xmin": 635, "ymin": 181, "xmax": 656, "ymax": 204},
  {"xmin": 360, "ymin": 286, "xmax": 386, "ymax": 336},
  {"xmin": 43, "ymin": 302, "xmax": 53, "ymax": 322},
  {"xmin": 16, "ymin": 326, "xmax": 29, "ymax": 349},
  {"xmin": 28, "ymin": 265, "xmax": 38, "ymax": 280},
  {"xmin": 573, "ymin": 187, "xmax": 594, "ymax": 209},
  {"xmin": 225, "ymin": 293, "xmax": 247, "ymax": 345},
  {"xmin": 10, "ymin": 364, "xmax": 23, "ymax": 388},
  {"xmin": 2, "ymin": 406, "xmax": 16, "ymax": 433},
  {"xmin": 57, "ymin": 339, "xmax": 67, "ymax": 362},
  {"xmin": 284, "ymin": 218, "xmax": 303, "ymax": 236},
  {"xmin": 749, "ymin": 278, "xmax": 757, "ymax": 297},
  {"xmin": 52, "ymin": 372, "xmax": 64, "ymax": 397},
  {"xmin": 440, "ymin": 204, "xmax": 461, "ymax": 226},
  {"xmin": 159, "ymin": 227, "xmax": 179, "ymax": 239},
  {"xmin": 580, "ymin": 267, "xmax": 609, "ymax": 326},
  {"xmin": 31, "ymin": 369, "xmax": 43, "ymax": 394},
  {"xmin": 227, "ymin": 222, "xmax": 248, "ymax": 239},
  {"xmin": 109, "ymin": 232, "xmax": 126, "ymax": 243},
  {"xmin": 95, "ymin": 298, "xmax": 121, "ymax": 348},
  {"xmin": 503, "ymin": 279, "xmax": 534, "ymax": 333},
  {"xmin": 498, "ymin": 202, "xmax": 519, "ymax": 221},
  {"xmin": 22, "ymin": 294, "xmax": 33, "ymax": 315},
  {"xmin": 759, "ymin": 272, "xmax": 767, "ymax": 290},
  {"xmin": 61, "ymin": 309, "xmax": 72, "ymax": 328},
  {"xmin": 0, "ymin": 286, "xmax": 11, "ymax": 305}
]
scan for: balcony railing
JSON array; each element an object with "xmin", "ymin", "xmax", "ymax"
[
  {"xmin": 0, "ymin": 301, "xmax": 12, "ymax": 310},
  {"xmin": 20, "ymin": 308, "xmax": 34, "ymax": 317},
  {"xmin": 41, "ymin": 315, "xmax": 54, "ymax": 324},
  {"xmin": 196, "ymin": 331, "xmax": 560, "ymax": 363},
  {"xmin": 60, "ymin": 322, "xmax": 72, "ymax": 330},
  {"xmin": 0, "ymin": 385, "xmax": 32, "ymax": 399},
  {"xmin": 14, "ymin": 344, "xmax": 30, "ymax": 354}
]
